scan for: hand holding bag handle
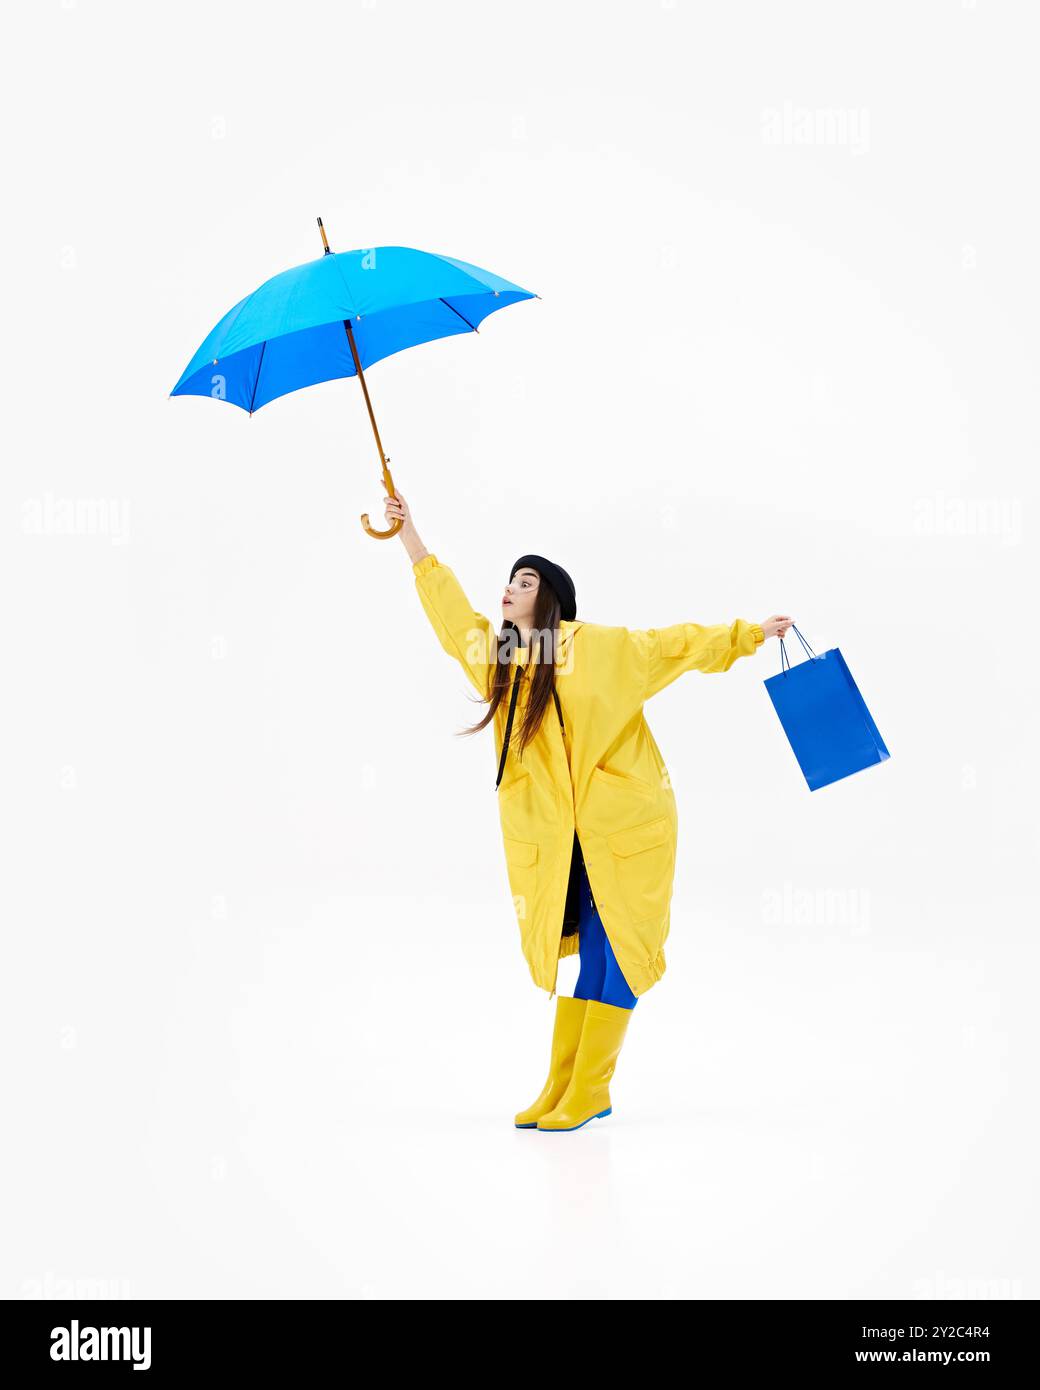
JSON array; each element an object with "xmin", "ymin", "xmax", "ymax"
[{"xmin": 778, "ymin": 624, "xmax": 819, "ymax": 676}]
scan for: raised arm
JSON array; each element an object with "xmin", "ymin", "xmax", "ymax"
[
  {"xmin": 630, "ymin": 613, "xmax": 792, "ymax": 701},
  {"xmin": 384, "ymin": 486, "xmax": 495, "ymax": 698}
]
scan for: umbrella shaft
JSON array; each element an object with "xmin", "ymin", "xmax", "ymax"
[{"xmin": 344, "ymin": 319, "xmax": 393, "ymax": 492}]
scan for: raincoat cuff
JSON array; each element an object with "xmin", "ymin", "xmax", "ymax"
[
  {"xmin": 412, "ymin": 553, "xmax": 438, "ymax": 577},
  {"xmin": 750, "ymin": 623, "xmax": 765, "ymax": 648}
]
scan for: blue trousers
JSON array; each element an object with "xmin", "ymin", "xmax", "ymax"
[{"xmin": 573, "ymin": 847, "xmax": 638, "ymax": 1010}]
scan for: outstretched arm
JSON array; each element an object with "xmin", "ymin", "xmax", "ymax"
[
  {"xmin": 385, "ymin": 486, "xmax": 495, "ymax": 698},
  {"xmin": 631, "ymin": 613, "xmax": 793, "ymax": 701}
]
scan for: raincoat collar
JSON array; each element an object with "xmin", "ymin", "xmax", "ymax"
[{"xmin": 509, "ymin": 618, "xmax": 583, "ymax": 666}]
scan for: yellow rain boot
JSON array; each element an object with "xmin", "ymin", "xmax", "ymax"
[
  {"xmin": 536, "ymin": 999, "xmax": 633, "ymax": 1132},
  {"xmin": 514, "ymin": 996, "xmax": 589, "ymax": 1129}
]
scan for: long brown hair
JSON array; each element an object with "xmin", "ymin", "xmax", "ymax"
[{"xmin": 459, "ymin": 579, "xmax": 563, "ymax": 762}]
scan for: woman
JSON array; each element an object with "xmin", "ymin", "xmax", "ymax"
[{"xmin": 385, "ymin": 487, "xmax": 792, "ymax": 1133}]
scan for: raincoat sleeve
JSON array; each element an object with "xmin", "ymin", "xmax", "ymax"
[
  {"xmin": 631, "ymin": 618, "xmax": 765, "ymax": 701},
  {"xmin": 412, "ymin": 553, "xmax": 495, "ymax": 698}
]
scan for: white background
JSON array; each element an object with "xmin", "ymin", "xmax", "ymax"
[{"xmin": 2, "ymin": 0, "xmax": 1035, "ymax": 1300}]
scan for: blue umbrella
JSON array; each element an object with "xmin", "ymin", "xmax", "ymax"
[{"xmin": 170, "ymin": 218, "xmax": 537, "ymax": 537}]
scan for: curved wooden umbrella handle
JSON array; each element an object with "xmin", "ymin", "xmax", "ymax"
[{"xmin": 361, "ymin": 459, "xmax": 404, "ymax": 540}]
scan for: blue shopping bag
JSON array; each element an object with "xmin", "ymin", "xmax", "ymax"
[{"xmin": 763, "ymin": 626, "xmax": 890, "ymax": 791}]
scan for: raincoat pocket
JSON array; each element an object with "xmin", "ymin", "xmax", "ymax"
[
  {"xmin": 503, "ymin": 836, "xmax": 538, "ymax": 926},
  {"xmin": 583, "ymin": 763, "xmax": 657, "ymax": 840},
  {"xmin": 591, "ymin": 765, "xmax": 652, "ymax": 796},
  {"xmin": 498, "ymin": 771, "xmax": 532, "ymax": 802},
  {"xmin": 606, "ymin": 816, "xmax": 673, "ymax": 924}
]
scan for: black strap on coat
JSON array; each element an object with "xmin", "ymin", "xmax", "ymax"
[
  {"xmin": 495, "ymin": 664, "xmax": 525, "ymax": 789},
  {"xmin": 495, "ymin": 670, "xmax": 567, "ymax": 789}
]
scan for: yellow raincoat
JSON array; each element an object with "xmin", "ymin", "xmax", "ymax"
[{"xmin": 413, "ymin": 553, "xmax": 764, "ymax": 998}]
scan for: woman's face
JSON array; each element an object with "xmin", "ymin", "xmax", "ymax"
[{"xmin": 503, "ymin": 567, "xmax": 540, "ymax": 628}]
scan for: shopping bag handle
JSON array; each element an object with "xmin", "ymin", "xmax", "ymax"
[{"xmin": 779, "ymin": 624, "xmax": 818, "ymax": 675}]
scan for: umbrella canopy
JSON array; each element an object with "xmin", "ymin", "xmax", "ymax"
[{"xmin": 170, "ymin": 243, "xmax": 537, "ymax": 414}]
